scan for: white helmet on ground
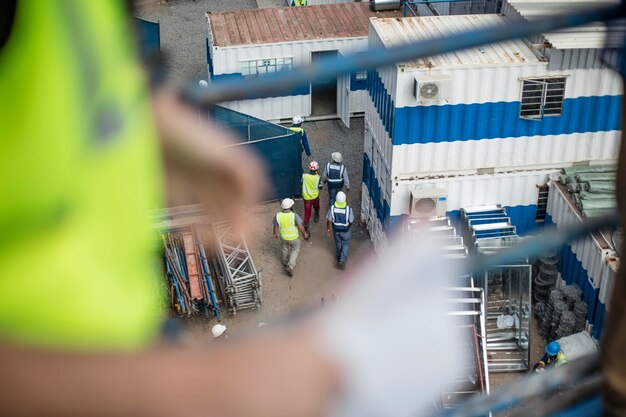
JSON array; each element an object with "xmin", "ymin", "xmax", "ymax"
[
  {"xmin": 336, "ymin": 191, "xmax": 347, "ymax": 204},
  {"xmin": 292, "ymin": 115, "xmax": 303, "ymax": 125},
  {"xmin": 281, "ymin": 198, "xmax": 295, "ymax": 210},
  {"xmin": 211, "ymin": 324, "xmax": 227, "ymax": 338},
  {"xmin": 332, "ymin": 152, "xmax": 343, "ymax": 163}
]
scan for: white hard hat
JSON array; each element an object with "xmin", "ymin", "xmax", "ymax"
[
  {"xmin": 336, "ymin": 191, "xmax": 347, "ymax": 204},
  {"xmin": 292, "ymin": 115, "xmax": 303, "ymax": 125},
  {"xmin": 281, "ymin": 198, "xmax": 295, "ymax": 210},
  {"xmin": 198, "ymin": 80, "xmax": 209, "ymax": 88},
  {"xmin": 332, "ymin": 152, "xmax": 343, "ymax": 163},
  {"xmin": 211, "ymin": 324, "xmax": 227, "ymax": 338}
]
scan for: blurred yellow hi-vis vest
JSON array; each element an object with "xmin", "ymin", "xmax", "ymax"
[{"xmin": 0, "ymin": 1, "xmax": 163, "ymax": 351}]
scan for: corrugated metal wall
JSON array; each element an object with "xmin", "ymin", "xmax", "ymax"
[
  {"xmin": 208, "ymin": 37, "xmax": 369, "ymax": 120},
  {"xmin": 390, "ymin": 66, "xmax": 622, "ymax": 176},
  {"xmin": 545, "ymin": 182, "xmax": 617, "ymax": 339},
  {"xmin": 391, "ymin": 169, "xmax": 556, "ymax": 234},
  {"xmin": 361, "ymin": 164, "xmax": 557, "ymax": 249}
]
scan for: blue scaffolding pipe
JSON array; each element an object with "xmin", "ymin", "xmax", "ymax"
[
  {"xmin": 165, "ymin": 259, "xmax": 186, "ymax": 314},
  {"xmin": 185, "ymin": 4, "xmax": 624, "ymax": 106},
  {"xmin": 195, "ymin": 228, "xmax": 221, "ymax": 321}
]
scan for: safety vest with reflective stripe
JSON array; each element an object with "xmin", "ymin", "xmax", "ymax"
[
  {"xmin": 554, "ymin": 352, "xmax": 568, "ymax": 367},
  {"xmin": 327, "ymin": 163, "xmax": 345, "ymax": 189},
  {"xmin": 330, "ymin": 205, "xmax": 352, "ymax": 232},
  {"xmin": 291, "ymin": 0, "xmax": 307, "ymax": 5},
  {"xmin": 302, "ymin": 173, "xmax": 321, "ymax": 200},
  {"xmin": 277, "ymin": 212, "xmax": 299, "ymax": 241},
  {"xmin": 541, "ymin": 351, "xmax": 569, "ymax": 368}
]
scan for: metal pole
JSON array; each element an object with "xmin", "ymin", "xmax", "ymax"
[{"xmin": 601, "ymin": 94, "xmax": 626, "ymax": 417}]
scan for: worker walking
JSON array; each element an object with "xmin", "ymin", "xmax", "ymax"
[
  {"xmin": 274, "ymin": 198, "xmax": 309, "ymax": 276},
  {"xmin": 326, "ymin": 191, "xmax": 353, "ymax": 270},
  {"xmin": 290, "ymin": 116, "xmax": 311, "ymax": 159},
  {"xmin": 533, "ymin": 341, "xmax": 568, "ymax": 372},
  {"xmin": 302, "ymin": 161, "xmax": 322, "ymax": 232},
  {"xmin": 324, "ymin": 152, "xmax": 350, "ymax": 207}
]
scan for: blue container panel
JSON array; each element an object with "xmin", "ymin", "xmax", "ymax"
[{"xmin": 392, "ymin": 95, "xmax": 622, "ymax": 145}]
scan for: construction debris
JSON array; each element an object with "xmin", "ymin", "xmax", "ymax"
[{"xmin": 162, "ymin": 229, "xmax": 221, "ymax": 320}]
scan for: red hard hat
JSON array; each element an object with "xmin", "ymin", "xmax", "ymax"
[{"xmin": 309, "ymin": 161, "xmax": 319, "ymax": 171}]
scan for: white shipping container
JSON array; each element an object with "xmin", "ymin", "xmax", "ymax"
[
  {"xmin": 361, "ymin": 167, "xmax": 558, "ymax": 250},
  {"xmin": 365, "ymin": 15, "xmax": 622, "ymax": 177},
  {"xmin": 206, "ymin": 4, "xmax": 401, "ymax": 122}
]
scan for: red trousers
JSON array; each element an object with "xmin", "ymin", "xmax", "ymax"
[{"xmin": 303, "ymin": 197, "xmax": 320, "ymax": 224}]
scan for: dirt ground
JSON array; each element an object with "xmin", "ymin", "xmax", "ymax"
[{"xmin": 179, "ymin": 118, "xmax": 374, "ymax": 338}]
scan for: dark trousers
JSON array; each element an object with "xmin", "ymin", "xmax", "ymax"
[
  {"xmin": 333, "ymin": 229, "xmax": 352, "ymax": 263},
  {"xmin": 328, "ymin": 187, "xmax": 342, "ymax": 207}
]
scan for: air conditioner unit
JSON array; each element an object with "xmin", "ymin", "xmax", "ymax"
[
  {"xmin": 414, "ymin": 77, "xmax": 452, "ymax": 102},
  {"xmin": 409, "ymin": 188, "xmax": 448, "ymax": 219}
]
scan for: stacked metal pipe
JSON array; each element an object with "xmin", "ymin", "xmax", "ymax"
[
  {"xmin": 162, "ymin": 230, "xmax": 221, "ymax": 320},
  {"xmin": 211, "ymin": 220, "xmax": 262, "ymax": 315}
]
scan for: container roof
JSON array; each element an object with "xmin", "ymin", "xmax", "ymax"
[
  {"xmin": 207, "ymin": 3, "xmax": 402, "ymax": 48},
  {"xmin": 371, "ymin": 15, "xmax": 544, "ymax": 70},
  {"xmin": 503, "ymin": 0, "xmax": 625, "ymax": 49}
]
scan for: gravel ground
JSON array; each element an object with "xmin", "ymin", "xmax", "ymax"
[{"xmin": 135, "ymin": 0, "xmax": 257, "ymax": 83}]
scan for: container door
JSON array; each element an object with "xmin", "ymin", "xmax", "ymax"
[{"xmin": 337, "ymin": 56, "xmax": 350, "ymax": 128}]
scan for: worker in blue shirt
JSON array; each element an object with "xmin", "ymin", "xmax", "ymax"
[
  {"xmin": 290, "ymin": 115, "xmax": 311, "ymax": 158},
  {"xmin": 533, "ymin": 341, "xmax": 568, "ymax": 372},
  {"xmin": 326, "ymin": 191, "xmax": 353, "ymax": 270}
]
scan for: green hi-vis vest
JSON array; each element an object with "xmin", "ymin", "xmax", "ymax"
[
  {"xmin": 555, "ymin": 351, "xmax": 569, "ymax": 367},
  {"xmin": 277, "ymin": 212, "xmax": 299, "ymax": 241},
  {"xmin": 0, "ymin": 1, "xmax": 163, "ymax": 351},
  {"xmin": 302, "ymin": 173, "xmax": 320, "ymax": 200}
]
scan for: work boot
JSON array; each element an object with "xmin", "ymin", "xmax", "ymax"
[
  {"xmin": 338, "ymin": 261, "xmax": 345, "ymax": 270},
  {"xmin": 286, "ymin": 266, "xmax": 294, "ymax": 277},
  {"xmin": 314, "ymin": 210, "xmax": 320, "ymax": 222}
]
